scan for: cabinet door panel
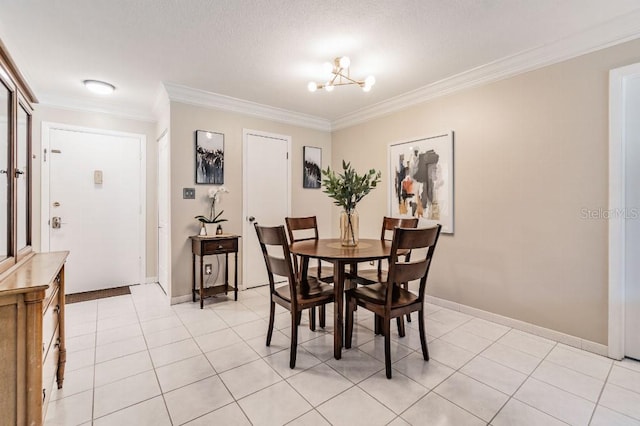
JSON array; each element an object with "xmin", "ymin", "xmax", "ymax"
[
  {"xmin": 16, "ymin": 105, "xmax": 30, "ymax": 251},
  {"xmin": 0, "ymin": 83, "xmax": 10, "ymax": 261}
]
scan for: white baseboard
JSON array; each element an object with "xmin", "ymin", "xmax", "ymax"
[
  {"xmin": 170, "ymin": 294, "xmax": 193, "ymax": 305},
  {"xmin": 424, "ymin": 295, "xmax": 609, "ymax": 358},
  {"xmin": 145, "ymin": 276, "xmax": 158, "ymax": 284}
]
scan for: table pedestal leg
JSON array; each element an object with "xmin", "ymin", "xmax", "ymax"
[{"xmin": 334, "ymin": 261, "xmax": 345, "ymax": 359}]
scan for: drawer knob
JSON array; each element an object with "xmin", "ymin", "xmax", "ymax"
[{"xmin": 218, "ymin": 245, "xmax": 223, "ymax": 249}]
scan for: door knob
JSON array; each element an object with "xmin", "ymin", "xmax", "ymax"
[
  {"xmin": 248, "ymin": 216, "xmax": 255, "ymax": 222},
  {"xmin": 51, "ymin": 217, "xmax": 62, "ymax": 229}
]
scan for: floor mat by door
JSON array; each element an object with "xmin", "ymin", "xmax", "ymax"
[{"xmin": 65, "ymin": 285, "xmax": 131, "ymax": 304}]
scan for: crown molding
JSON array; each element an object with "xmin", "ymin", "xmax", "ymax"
[
  {"xmin": 163, "ymin": 82, "xmax": 332, "ymax": 132},
  {"xmin": 331, "ymin": 10, "xmax": 640, "ymax": 131},
  {"xmin": 37, "ymin": 93, "xmax": 157, "ymax": 122}
]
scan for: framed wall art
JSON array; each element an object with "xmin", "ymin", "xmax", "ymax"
[
  {"xmin": 303, "ymin": 146, "xmax": 322, "ymax": 189},
  {"xmin": 388, "ymin": 131, "xmax": 454, "ymax": 233},
  {"xmin": 195, "ymin": 130, "xmax": 224, "ymax": 184}
]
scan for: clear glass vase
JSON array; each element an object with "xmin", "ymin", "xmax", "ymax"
[{"xmin": 340, "ymin": 209, "xmax": 359, "ymax": 246}]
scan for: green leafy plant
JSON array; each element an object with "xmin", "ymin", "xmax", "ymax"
[
  {"xmin": 321, "ymin": 161, "xmax": 382, "ymax": 213},
  {"xmin": 322, "ymin": 161, "xmax": 381, "ymax": 245}
]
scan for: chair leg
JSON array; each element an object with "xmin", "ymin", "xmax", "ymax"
[
  {"xmin": 374, "ymin": 315, "xmax": 382, "ymax": 335},
  {"xmin": 309, "ymin": 307, "xmax": 316, "ymax": 331},
  {"xmin": 345, "ymin": 297, "xmax": 354, "ymax": 349},
  {"xmin": 417, "ymin": 308, "xmax": 429, "ymax": 361},
  {"xmin": 290, "ymin": 310, "xmax": 299, "ymax": 369},
  {"xmin": 319, "ymin": 304, "xmax": 326, "ymax": 328},
  {"xmin": 266, "ymin": 301, "xmax": 275, "ymax": 346},
  {"xmin": 406, "ymin": 313, "xmax": 412, "ymax": 323},
  {"xmin": 296, "ymin": 311, "xmax": 302, "ymax": 326},
  {"xmin": 396, "ymin": 316, "xmax": 406, "ymax": 338},
  {"xmin": 383, "ymin": 316, "xmax": 392, "ymax": 379}
]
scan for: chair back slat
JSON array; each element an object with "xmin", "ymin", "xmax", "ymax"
[
  {"xmin": 386, "ymin": 225, "xmax": 442, "ymax": 306},
  {"xmin": 381, "ymin": 216, "xmax": 419, "ymax": 241},
  {"xmin": 391, "ymin": 259, "xmax": 429, "ymax": 284},
  {"xmin": 285, "ymin": 216, "xmax": 319, "ymax": 243}
]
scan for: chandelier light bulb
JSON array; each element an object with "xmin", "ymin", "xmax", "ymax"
[
  {"xmin": 308, "ymin": 57, "xmax": 373, "ymax": 93},
  {"xmin": 365, "ymin": 75, "xmax": 376, "ymax": 87}
]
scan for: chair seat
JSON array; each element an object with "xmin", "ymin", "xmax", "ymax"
[
  {"xmin": 275, "ymin": 279, "xmax": 334, "ymax": 304},
  {"xmin": 347, "ymin": 283, "xmax": 418, "ymax": 308}
]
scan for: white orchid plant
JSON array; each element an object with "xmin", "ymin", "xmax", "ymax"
[{"xmin": 195, "ymin": 186, "xmax": 229, "ymax": 224}]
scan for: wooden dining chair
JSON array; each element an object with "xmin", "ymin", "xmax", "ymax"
[
  {"xmin": 285, "ymin": 216, "xmax": 334, "ymax": 284},
  {"xmin": 357, "ymin": 216, "xmax": 419, "ymax": 328},
  {"xmin": 254, "ymin": 223, "xmax": 335, "ymax": 369},
  {"xmin": 345, "ymin": 225, "xmax": 442, "ymax": 378},
  {"xmin": 357, "ymin": 216, "xmax": 419, "ymax": 284}
]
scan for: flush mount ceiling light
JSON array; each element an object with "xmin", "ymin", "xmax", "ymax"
[
  {"xmin": 83, "ymin": 79, "xmax": 116, "ymax": 95},
  {"xmin": 308, "ymin": 56, "xmax": 375, "ymax": 93}
]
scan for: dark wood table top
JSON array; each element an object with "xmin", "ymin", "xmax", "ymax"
[{"xmin": 290, "ymin": 238, "xmax": 396, "ymax": 262}]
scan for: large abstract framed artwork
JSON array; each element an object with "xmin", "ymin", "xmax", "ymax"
[
  {"xmin": 195, "ymin": 130, "xmax": 224, "ymax": 184},
  {"xmin": 388, "ymin": 132, "xmax": 454, "ymax": 233},
  {"xmin": 303, "ymin": 146, "xmax": 322, "ymax": 188}
]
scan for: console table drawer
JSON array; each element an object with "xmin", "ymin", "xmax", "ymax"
[{"xmin": 202, "ymin": 238, "xmax": 237, "ymax": 254}]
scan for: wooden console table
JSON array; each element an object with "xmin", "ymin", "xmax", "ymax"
[{"xmin": 190, "ymin": 235, "xmax": 240, "ymax": 308}]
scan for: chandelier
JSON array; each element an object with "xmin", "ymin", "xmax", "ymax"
[{"xmin": 307, "ymin": 56, "xmax": 376, "ymax": 92}]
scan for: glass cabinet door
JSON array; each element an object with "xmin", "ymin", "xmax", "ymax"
[
  {"xmin": 16, "ymin": 104, "xmax": 30, "ymax": 251},
  {"xmin": 0, "ymin": 83, "xmax": 9, "ymax": 261}
]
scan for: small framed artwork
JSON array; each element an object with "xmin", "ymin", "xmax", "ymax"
[
  {"xmin": 303, "ymin": 146, "xmax": 322, "ymax": 189},
  {"xmin": 388, "ymin": 131, "xmax": 454, "ymax": 233},
  {"xmin": 195, "ymin": 130, "xmax": 224, "ymax": 184}
]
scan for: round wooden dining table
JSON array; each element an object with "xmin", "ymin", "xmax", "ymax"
[{"xmin": 289, "ymin": 238, "xmax": 394, "ymax": 359}]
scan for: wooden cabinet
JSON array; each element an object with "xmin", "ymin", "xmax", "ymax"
[
  {"xmin": 0, "ymin": 38, "xmax": 37, "ymax": 275},
  {"xmin": 0, "ymin": 251, "xmax": 68, "ymax": 425},
  {"xmin": 190, "ymin": 235, "xmax": 240, "ymax": 308}
]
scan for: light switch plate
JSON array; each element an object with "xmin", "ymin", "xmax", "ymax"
[{"xmin": 183, "ymin": 188, "xmax": 195, "ymax": 199}]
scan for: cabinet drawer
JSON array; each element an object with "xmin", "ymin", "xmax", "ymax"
[
  {"xmin": 203, "ymin": 238, "xmax": 237, "ymax": 254},
  {"xmin": 42, "ymin": 286, "xmax": 60, "ymax": 356},
  {"xmin": 43, "ymin": 271, "xmax": 62, "ymax": 308},
  {"xmin": 42, "ymin": 326, "xmax": 60, "ymax": 419}
]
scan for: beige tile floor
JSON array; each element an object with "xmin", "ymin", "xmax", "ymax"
[{"xmin": 45, "ymin": 283, "xmax": 640, "ymax": 425}]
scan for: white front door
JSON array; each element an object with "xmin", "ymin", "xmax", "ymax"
[
  {"xmin": 624, "ymin": 73, "xmax": 640, "ymax": 360},
  {"xmin": 157, "ymin": 131, "xmax": 170, "ymax": 295},
  {"xmin": 44, "ymin": 124, "xmax": 145, "ymax": 294},
  {"xmin": 243, "ymin": 130, "xmax": 291, "ymax": 289}
]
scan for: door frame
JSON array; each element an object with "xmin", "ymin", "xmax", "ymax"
[
  {"xmin": 242, "ymin": 128, "xmax": 291, "ymax": 290},
  {"xmin": 157, "ymin": 128, "xmax": 171, "ymax": 297},
  {"xmin": 41, "ymin": 122, "xmax": 147, "ymax": 286},
  {"xmin": 608, "ymin": 62, "xmax": 640, "ymax": 359}
]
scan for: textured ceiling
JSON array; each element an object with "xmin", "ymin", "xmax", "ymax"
[{"xmin": 1, "ymin": 0, "xmax": 639, "ymax": 123}]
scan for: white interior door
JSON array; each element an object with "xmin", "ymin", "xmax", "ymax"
[
  {"xmin": 47, "ymin": 126, "xmax": 144, "ymax": 294},
  {"xmin": 243, "ymin": 130, "xmax": 290, "ymax": 289},
  {"xmin": 625, "ymin": 73, "xmax": 640, "ymax": 360},
  {"xmin": 157, "ymin": 131, "xmax": 170, "ymax": 295}
]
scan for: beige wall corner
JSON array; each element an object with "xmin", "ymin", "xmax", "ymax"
[
  {"xmin": 330, "ymin": 38, "xmax": 640, "ymax": 345},
  {"xmin": 168, "ymin": 102, "xmax": 332, "ymax": 300}
]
